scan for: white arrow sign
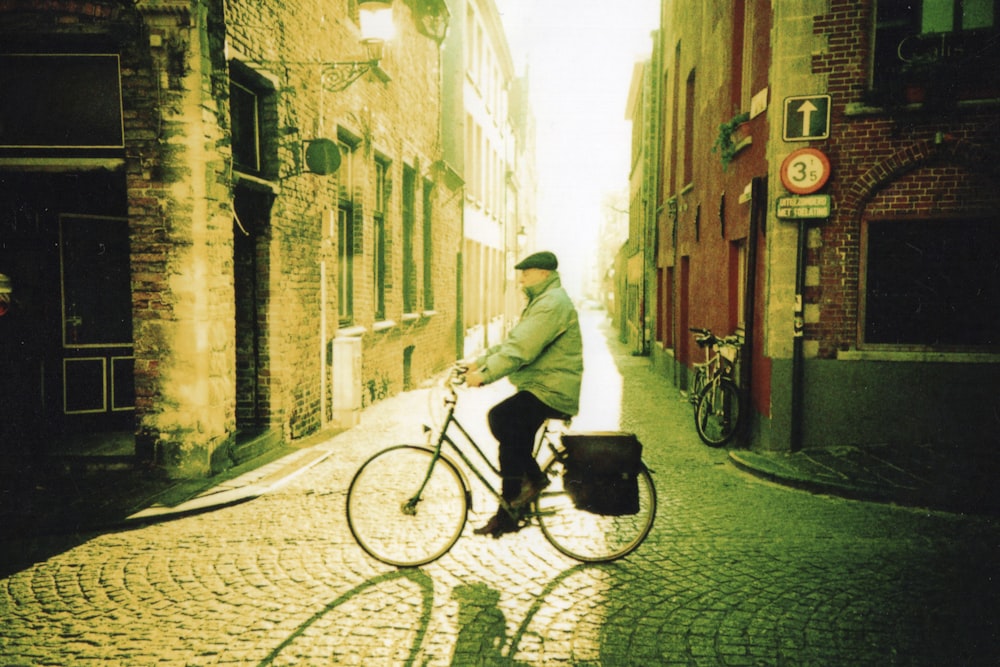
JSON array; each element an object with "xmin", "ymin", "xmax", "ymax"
[
  {"xmin": 796, "ymin": 100, "xmax": 818, "ymax": 137},
  {"xmin": 782, "ymin": 95, "xmax": 831, "ymax": 141}
]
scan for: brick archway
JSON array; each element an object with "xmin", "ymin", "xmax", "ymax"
[{"xmin": 842, "ymin": 136, "xmax": 1000, "ymax": 220}]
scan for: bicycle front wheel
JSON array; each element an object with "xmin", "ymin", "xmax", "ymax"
[
  {"xmin": 690, "ymin": 367, "xmax": 707, "ymax": 404},
  {"xmin": 346, "ymin": 445, "xmax": 468, "ymax": 567},
  {"xmin": 535, "ymin": 456, "xmax": 656, "ymax": 563},
  {"xmin": 694, "ymin": 379, "xmax": 742, "ymax": 447}
]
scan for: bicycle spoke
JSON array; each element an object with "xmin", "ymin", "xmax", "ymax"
[
  {"xmin": 347, "ymin": 446, "xmax": 467, "ymax": 567},
  {"xmin": 695, "ymin": 380, "xmax": 741, "ymax": 446},
  {"xmin": 536, "ymin": 458, "xmax": 656, "ymax": 562}
]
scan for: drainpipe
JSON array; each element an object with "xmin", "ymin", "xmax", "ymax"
[{"xmin": 741, "ymin": 177, "xmax": 766, "ymax": 447}]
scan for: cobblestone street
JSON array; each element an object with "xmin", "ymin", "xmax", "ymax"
[{"xmin": 2, "ymin": 313, "xmax": 998, "ymax": 666}]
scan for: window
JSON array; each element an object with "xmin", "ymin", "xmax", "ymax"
[
  {"xmin": 872, "ymin": 0, "xmax": 1000, "ymax": 102},
  {"xmin": 464, "ymin": 239, "xmax": 480, "ymax": 329},
  {"xmin": 465, "ymin": 6, "xmax": 474, "ymax": 71},
  {"xmin": 669, "ymin": 42, "xmax": 681, "ymax": 194},
  {"xmin": 338, "ymin": 134, "xmax": 359, "ymax": 326},
  {"xmin": 683, "ymin": 70, "xmax": 695, "ymax": 187},
  {"xmin": 729, "ymin": 0, "xmax": 747, "ymax": 112},
  {"xmin": 374, "ymin": 158, "xmax": 390, "ymax": 321},
  {"xmin": 730, "ymin": 239, "xmax": 747, "ymax": 331},
  {"xmin": 402, "ymin": 166, "xmax": 417, "ymax": 313},
  {"xmin": 862, "ymin": 218, "xmax": 1000, "ymax": 347},
  {"xmin": 230, "ymin": 64, "xmax": 275, "ymax": 177},
  {"xmin": 657, "ymin": 69, "xmax": 670, "ymax": 208},
  {"xmin": 0, "ymin": 54, "xmax": 124, "ymax": 149},
  {"xmin": 423, "ymin": 179, "xmax": 434, "ymax": 310}
]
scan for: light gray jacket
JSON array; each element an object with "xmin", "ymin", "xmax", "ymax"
[{"xmin": 475, "ymin": 271, "xmax": 583, "ymax": 415}]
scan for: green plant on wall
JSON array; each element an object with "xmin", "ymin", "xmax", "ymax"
[{"xmin": 712, "ymin": 112, "xmax": 750, "ymax": 170}]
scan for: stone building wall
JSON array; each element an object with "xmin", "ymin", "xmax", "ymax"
[{"xmin": 1, "ymin": 0, "xmax": 462, "ymax": 478}]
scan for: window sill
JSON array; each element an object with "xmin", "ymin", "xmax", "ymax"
[
  {"xmin": 401, "ymin": 312, "xmax": 420, "ymax": 323},
  {"xmin": 233, "ymin": 170, "xmax": 279, "ymax": 191},
  {"xmin": 336, "ymin": 325, "xmax": 367, "ymax": 338},
  {"xmin": 732, "ymin": 136, "xmax": 752, "ymax": 155},
  {"xmin": 421, "ymin": 310, "xmax": 438, "ymax": 319},
  {"xmin": 373, "ymin": 320, "xmax": 397, "ymax": 333},
  {"xmin": 837, "ymin": 349, "xmax": 1000, "ymax": 363},
  {"xmin": 846, "ymin": 96, "xmax": 1000, "ymax": 117}
]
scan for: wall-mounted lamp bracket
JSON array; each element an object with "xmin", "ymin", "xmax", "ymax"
[{"xmin": 322, "ymin": 60, "xmax": 389, "ymax": 92}]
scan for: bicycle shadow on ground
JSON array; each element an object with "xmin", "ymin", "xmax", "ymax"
[
  {"xmin": 252, "ymin": 560, "xmax": 613, "ymax": 666},
  {"xmin": 255, "ymin": 568, "xmax": 435, "ymax": 667}
]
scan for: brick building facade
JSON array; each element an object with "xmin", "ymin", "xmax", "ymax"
[
  {"xmin": 0, "ymin": 0, "xmax": 463, "ymax": 478},
  {"xmin": 632, "ymin": 0, "xmax": 999, "ymax": 454}
]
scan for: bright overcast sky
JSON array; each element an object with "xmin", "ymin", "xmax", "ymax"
[{"xmin": 495, "ymin": 0, "xmax": 660, "ymax": 296}]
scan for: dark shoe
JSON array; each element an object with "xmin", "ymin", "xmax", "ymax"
[
  {"xmin": 511, "ymin": 475, "xmax": 550, "ymax": 508},
  {"xmin": 473, "ymin": 511, "xmax": 518, "ymax": 538}
]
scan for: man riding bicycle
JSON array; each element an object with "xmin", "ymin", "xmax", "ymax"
[{"xmin": 464, "ymin": 251, "xmax": 584, "ymax": 537}]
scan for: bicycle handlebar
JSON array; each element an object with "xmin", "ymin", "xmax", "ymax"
[
  {"xmin": 450, "ymin": 364, "xmax": 468, "ymax": 385},
  {"xmin": 690, "ymin": 327, "xmax": 741, "ymax": 349}
]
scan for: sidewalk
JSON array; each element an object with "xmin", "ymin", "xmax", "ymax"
[
  {"xmin": 0, "ymin": 440, "xmax": 336, "ymax": 539},
  {"xmin": 730, "ymin": 441, "xmax": 1000, "ymax": 516}
]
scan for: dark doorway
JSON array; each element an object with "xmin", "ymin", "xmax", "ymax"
[
  {"xmin": 233, "ymin": 185, "xmax": 273, "ymax": 441},
  {"xmin": 0, "ymin": 171, "xmax": 131, "ymax": 464}
]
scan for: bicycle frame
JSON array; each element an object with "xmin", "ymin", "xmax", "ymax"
[
  {"xmin": 345, "ymin": 367, "xmax": 658, "ymax": 565},
  {"xmin": 406, "ymin": 376, "xmax": 562, "ymax": 519},
  {"xmin": 690, "ymin": 327, "xmax": 741, "ymax": 393}
]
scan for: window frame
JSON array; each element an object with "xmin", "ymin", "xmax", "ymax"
[
  {"xmin": 229, "ymin": 62, "xmax": 277, "ymax": 179},
  {"xmin": 337, "ymin": 132, "xmax": 360, "ymax": 327},
  {"xmin": 422, "ymin": 178, "xmax": 435, "ymax": 311},
  {"xmin": 870, "ymin": 0, "xmax": 1000, "ymax": 104},
  {"xmin": 402, "ymin": 165, "xmax": 417, "ymax": 314},
  {"xmin": 373, "ymin": 156, "xmax": 391, "ymax": 322}
]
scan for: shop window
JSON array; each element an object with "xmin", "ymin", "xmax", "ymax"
[
  {"xmin": 872, "ymin": 0, "xmax": 1000, "ymax": 104},
  {"xmin": 0, "ymin": 54, "xmax": 124, "ymax": 149},
  {"xmin": 862, "ymin": 218, "xmax": 1000, "ymax": 347}
]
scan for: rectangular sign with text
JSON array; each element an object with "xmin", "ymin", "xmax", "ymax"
[{"xmin": 776, "ymin": 195, "xmax": 831, "ymax": 219}]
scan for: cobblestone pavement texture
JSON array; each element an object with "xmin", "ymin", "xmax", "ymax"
[{"xmin": 2, "ymin": 313, "xmax": 998, "ymax": 665}]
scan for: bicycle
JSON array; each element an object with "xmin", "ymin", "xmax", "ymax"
[
  {"xmin": 688, "ymin": 327, "xmax": 744, "ymax": 447},
  {"xmin": 346, "ymin": 366, "xmax": 657, "ymax": 567}
]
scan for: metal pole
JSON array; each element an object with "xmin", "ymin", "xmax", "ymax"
[{"xmin": 790, "ymin": 219, "xmax": 806, "ymax": 452}]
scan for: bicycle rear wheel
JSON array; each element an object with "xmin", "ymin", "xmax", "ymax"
[
  {"xmin": 535, "ymin": 456, "xmax": 656, "ymax": 562},
  {"xmin": 694, "ymin": 378, "xmax": 742, "ymax": 447},
  {"xmin": 347, "ymin": 445, "xmax": 468, "ymax": 567}
]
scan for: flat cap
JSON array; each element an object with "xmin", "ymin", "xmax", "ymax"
[{"xmin": 514, "ymin": 250, "xmax": 558, "ymax": 271}]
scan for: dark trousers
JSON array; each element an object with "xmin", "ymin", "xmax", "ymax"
[{"xmin": 487, "ymin": 391, "xmax": 563, "ymax": 501}]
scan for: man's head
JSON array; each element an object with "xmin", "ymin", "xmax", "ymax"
[{"xmin": 515, "ymin": 251, "xmax": 558, "ymax": 288}]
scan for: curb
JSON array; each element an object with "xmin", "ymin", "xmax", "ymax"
[
  {"xmin": 728, "ymin": 450, "xmax": 892, "ymax": 506},
  {"xmin": 125, "ymin": 447, "xmax": 333, "ymax": 525}
]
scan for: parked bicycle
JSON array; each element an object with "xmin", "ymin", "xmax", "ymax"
[
  {"xmin": 688, "ymin": 327, "xmax": 744, "ymax": 447},
  {"xmin": 346, "ymin": 366, "xmax": 657, "ymax": 567}
]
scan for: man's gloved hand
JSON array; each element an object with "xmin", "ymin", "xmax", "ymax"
[{"xmin": 465, "ymin": 369, "xmax": 485, "ymax": 387}]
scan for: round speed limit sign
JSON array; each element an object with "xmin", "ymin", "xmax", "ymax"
[{"xmin": 780, "ymin": 147, "xmax": 831, "ymax": 194}]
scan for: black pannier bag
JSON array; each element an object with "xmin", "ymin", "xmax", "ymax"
[{"xmin": 561, "ymin": 432, "xmax": 643, "ymax": 516}]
